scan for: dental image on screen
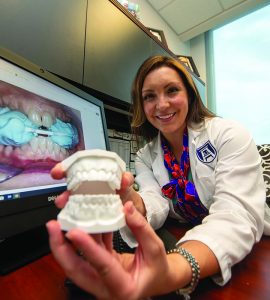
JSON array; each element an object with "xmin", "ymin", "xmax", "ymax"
[{"xmin": 0, "ymin": 80, "xmax": 85, "ymax": 191}]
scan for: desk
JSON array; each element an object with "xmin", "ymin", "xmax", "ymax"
[{"xmin": 1, "ymin": 224, "xmax": 270, "ymax": 300}]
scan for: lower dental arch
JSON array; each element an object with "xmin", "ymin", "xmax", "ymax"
[{"xmin": 0, "ymin": 107, "xmax": 79, "ymax": 149}]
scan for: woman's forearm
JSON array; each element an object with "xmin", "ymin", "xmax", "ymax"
[
  {"xmin": 178, "ymin": 241, "xmax": 220, "ymax": 279},
  {"xmin": 158, "ymin": 240, "xmax": 220, "ymax": 297}
]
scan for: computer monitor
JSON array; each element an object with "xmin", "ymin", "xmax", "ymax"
[{"xmin": 0, "ymin": 47, "xmax": 110, "ymax": 274}]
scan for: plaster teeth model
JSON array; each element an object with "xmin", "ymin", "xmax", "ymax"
[{"xmin": 57, "ymin": 149, "xmax": 126, "ymax": 233}]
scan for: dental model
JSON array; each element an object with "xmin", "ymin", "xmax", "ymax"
[{"xmin": 57, "ymin": 149, "xmax": 126, "ymax": 233}]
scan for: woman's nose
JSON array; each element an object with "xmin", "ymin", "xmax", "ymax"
[{"xmin": 156, "ymin": 95, "xmax": 169, "ymax": 110}]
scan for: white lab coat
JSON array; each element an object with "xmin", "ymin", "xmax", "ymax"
[{"xmin": 120, "ymin": 117, "xmax": 270, "ymax": 285}]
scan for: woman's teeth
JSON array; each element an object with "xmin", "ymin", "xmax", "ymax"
[
  {"xmin": 27, "ymin": 109, "xmax": 54, "ymax": 127},
  {"xmin": 157, "ymin": 113, "xmax": 175, "ymax": 120},
  {"xmin": 18, "ymin": 135, "xmax": 68, "ymax": 161}
]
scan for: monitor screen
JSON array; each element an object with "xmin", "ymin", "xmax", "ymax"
[
  {"xmin": 0, "ymin": 47, "xmax": 109, "ymax": 273},
  {"xmin": 0, "ymin": 53, "xmax": 108, "ymax": 202}
]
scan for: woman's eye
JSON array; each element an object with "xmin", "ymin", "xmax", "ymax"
[
  {"xmin": 143, "ymin": 94, "xmax": 155, "ymax": 101},
  {"xmin": 168, "ymin": 87, "xmax": 179, "ymax": 94}
]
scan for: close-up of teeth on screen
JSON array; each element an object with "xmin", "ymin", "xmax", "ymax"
[{"xmin": 0, "ymin": 80, "xmax": 85, "ymax": 191}]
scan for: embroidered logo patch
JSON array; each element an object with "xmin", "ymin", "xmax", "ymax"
[{"xmin": 196, "ymin": 141, "xmax": 217, "ymax": 163}]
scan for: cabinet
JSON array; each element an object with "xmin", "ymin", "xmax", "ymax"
[
  {"xmin": 84, "ymin": 0, "xmax": 206, "ymax": 106},
  {"xmin": 84, "ymin": 0, "xmax": 152, "ymax": 105},
  {"xmin": 0, "ymin": 0, "xmax": 205, "ymax": 109},
  {"xmin": 0, "ymin": 0, "xmax": 86, "ymax": 83}
]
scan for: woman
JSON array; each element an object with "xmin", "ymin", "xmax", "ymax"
[{"xmin": 47, "ymin": 55, "xmax": 269, "ymax": 299}]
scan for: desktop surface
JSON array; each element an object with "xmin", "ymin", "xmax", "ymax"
[{"xmin": 0, "ymin": 220, "xmax": 270, "ymax": 300}]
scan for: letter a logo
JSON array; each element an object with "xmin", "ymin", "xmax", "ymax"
[{"xmin": 196, "ymin": 141, "xmax": 217, "ymax": 163}]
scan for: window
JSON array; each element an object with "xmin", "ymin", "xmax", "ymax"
[{"xmin": 212, "ymin": 4, "xmax": 270, "ymax": 145}]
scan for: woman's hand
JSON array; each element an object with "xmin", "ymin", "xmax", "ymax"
[
  {"xmin": 49, "ymin": 162, "xmax": 192, "ymax": 298},
  {"xmin": 47, "ymin": 201, "xmax": 175, "ymax": 300},
  {"xmin": 117, "ymin": 171, "xmax": 146, "ymax": 216},
  {"xmin": 50, "ymin": 163, "xmax": 69, "ymax": 208},
  {"xmin": 116, "ymin": 171, "xmax": 135, "ymax": 203}
]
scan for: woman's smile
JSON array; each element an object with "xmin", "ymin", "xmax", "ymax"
[
  {"xmin": 156, "ymin": 113, "xmax": 176, "ymax": 124},
  {"xmin": 156, "ymin": 112, "xmax": 176, "ymax": 121}
]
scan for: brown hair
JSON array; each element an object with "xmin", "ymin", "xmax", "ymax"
[{"xmin": 130, "ymin": 55, "xmax": 215, "ymax": 142}]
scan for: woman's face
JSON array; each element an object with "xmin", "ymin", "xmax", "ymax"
[{"xmin": 142, "ymin": 66, "xmax": 188, "ymax": 141}]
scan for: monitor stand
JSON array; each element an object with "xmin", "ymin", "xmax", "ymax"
[{"xmin": 0, "ymin": 225, "xmax": 50, "ymax": 275}]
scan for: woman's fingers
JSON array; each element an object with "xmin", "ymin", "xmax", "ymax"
[
  {"xmin": 50, "ymin": 163, "xmax": 69, "ymax": 209},
  {"xmin": 51, "ymin": 162, "xmax": 66, "ymax": 180},
  {"xmin": 46, "ymin": 221, "xmax": 109, "ymax": 297},
  {"xmin": 102, "ymin": 232, "xmax": 114, "ymax": 253},
  {"xmin": 117, "ymin": 172, "xmax": 136, "ymax": 204},
  {"xmin": 46, "ymin": 220, "xmax": 87, "ymax": 276},
  {"xmin": 90, "ymin": 233, "xmax": 113, "ymax": 252},
  {"xmin": 47, "ymin": 203, "xmax": 165, "ymax": 300},
  {"xmin": 121, "ymin": 172, "xmax": 134, "ymax": 189},
  {"xmin": 124, "ymin": 201, "xmax": 166, "ymax": 259},
  {"xmin": 117, "ymin": 172, "xmax": 134, "ymax": 193},
  {"xmin": 54, "ymin": 190, "xmax": 70, "ymax": 208},
  {"xmin": 66, "ymin": 229, "xmax": 136, "ymax": 298}
]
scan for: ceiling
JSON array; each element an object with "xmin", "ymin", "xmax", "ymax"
[{"xmin": 146, "ymin": 0, "xmax": 270, "ymax": 41}]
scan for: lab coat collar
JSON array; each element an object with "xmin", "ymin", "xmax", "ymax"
[{"xmin": 152, "ymin": 120, "xmax": 206, "ymax": 155}]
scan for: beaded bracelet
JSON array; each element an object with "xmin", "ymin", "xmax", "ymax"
[{"xmin": 167, "ymin": 247, "xmax": 200, "ymax": 299}]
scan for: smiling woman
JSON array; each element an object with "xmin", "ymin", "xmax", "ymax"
[
  {"xmin": 47, "ymin": 54, "xmax": 270, "ymax": 300},
  {"xmin": 213, "ymin": 4, "xmax": 270, "ymax": 145}
]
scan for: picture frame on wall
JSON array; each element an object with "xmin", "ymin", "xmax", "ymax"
[
  {"xmin": 117, "ymin": 0, "xmax": 140, "ymax": 20},
  {"xmin": 176, "ymin": 55, "xmax": 200, "ymax": 77},
  {"xmin": 147, "ymin": 27, "xmax": 168, "ymax": 48}
]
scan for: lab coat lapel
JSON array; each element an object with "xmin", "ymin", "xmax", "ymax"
[
  {"xmin": 188, "ymin": 123, "xmax": 203, "ymax": 169},
  {"xmin": 151, "ymin": 132, "xmax": 170, "ymax": 187}
]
